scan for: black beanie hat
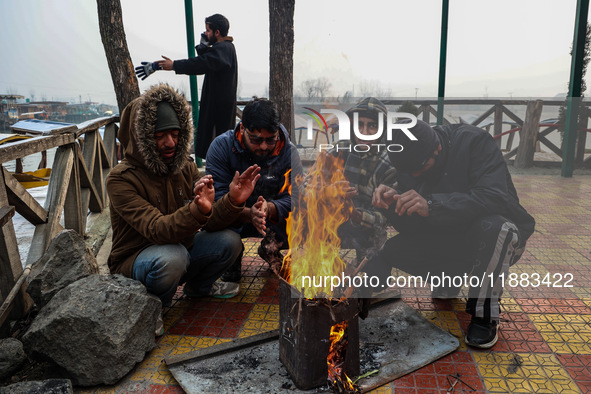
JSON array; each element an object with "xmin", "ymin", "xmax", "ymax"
[
  {"xmin": 155, "ymin": 101, "xmax": 180, "ymax": 132},
  {"xmin": 388, "ymin": 119, "xmax": 440, "ymax": 173},
  {"xmin": 345, "ymin": 97, "xmax": 388, "ymax": 121},
  {"xmin": 205, "ymin": 14, "xmax": 230, "ymax": 37}
]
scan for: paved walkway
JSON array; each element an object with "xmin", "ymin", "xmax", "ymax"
[{"xmin": 81, "ymin": 174, "xmax": 591, "ymax": 394}]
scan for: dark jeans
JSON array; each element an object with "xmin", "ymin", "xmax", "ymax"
[{"xmin": 365, "ymin": 215, "xmax": 524, "ymax": 322}]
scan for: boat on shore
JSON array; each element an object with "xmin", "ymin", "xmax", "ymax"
[{"xmin": 0, "ymin": 133, "xmax": 52, "ymax": 189}]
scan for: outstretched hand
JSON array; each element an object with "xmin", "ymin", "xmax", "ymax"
[
  {"xmin": 229, "ymin": 165, "xmax": 261, "ymax": 205},
  {"xmin": 193, "ymin": 175, "xmax": 215, "ymax": 215},
  {"xmin": 134, "ymin": 61, "xmax": 161, "ymax": 80},
  {"xmin": 156, "ymin": 55, "xmax": 174, "ymax": 71}
]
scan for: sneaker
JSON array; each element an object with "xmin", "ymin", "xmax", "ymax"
[
  {"xmin": 221, "ymin": 245, "xmax": 243, "ymax": 283},
  {"xmin": 155, "ymin": 313, "xmax": 164, "ymax": 337},
  {"xmin": 431, "ymin": 285, "xmax": 461, "ymax": 299},
  {"xmin": 465, "ymin": 316, "xmax": 498, "ymax": 349},
  {"xmin": 221, "ymin": 257, "xmax": 242, "ymax": 283},
  {"xmin": 183, "ymin": 280, "xmax": 240, "ymax": 299},
  {"xmin": 208, "ymin": 280, "xmax": 240, "ymax": 298}
]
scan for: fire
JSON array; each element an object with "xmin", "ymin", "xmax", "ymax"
[
  {"xmin": 279, "ymin": 154, "xmax": 357, "ymax": 392},
  {"xmin": 327, "ymin": 321, "xmax": 356, "ymax": 392},
  {"xmin": 279, "ymin": 168, "xmax": 292, "ymax": 194},
  {"xmin": 283, "ymin": 153, "xmax": 352, "ymax": 298}
]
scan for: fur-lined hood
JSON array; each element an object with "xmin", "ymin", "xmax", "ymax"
[{"xmin": 118, "ymin": 83, "xmax": 193, "ymax": 176}]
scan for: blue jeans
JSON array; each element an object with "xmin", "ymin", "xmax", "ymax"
[{"xmin": 132, "ymin": 229, "xmax": 242, "ymax": 306}]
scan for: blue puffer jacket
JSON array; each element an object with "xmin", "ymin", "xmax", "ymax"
[{"xmin": 205, "ymin": 123, "xmax": 302, "ymax": 236}]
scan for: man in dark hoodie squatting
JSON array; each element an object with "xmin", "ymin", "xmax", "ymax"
[{"xmin": 369, "ymin": 119, "xmax": 535, "ymax": 349}]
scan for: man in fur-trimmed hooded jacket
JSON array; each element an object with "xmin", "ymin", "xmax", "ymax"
[{"xmin": 106, "ymin": 83, "xmax": 260, "ymax": 310}]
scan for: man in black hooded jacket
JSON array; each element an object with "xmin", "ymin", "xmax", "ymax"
[{"xmin": 370, "ymin": 119, "xmax": 535, "ymax": 349}]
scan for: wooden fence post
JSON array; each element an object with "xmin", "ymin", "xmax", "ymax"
[
  {"xmin": 420, "ymin": 104, "xmax": 431, "ymax": 124},
  {"xmin": 0, "ymin": 169, "xmax": 22, "ymax": 302},
  {"xmin": 494, "ymin": 103, "xmax": 503, "ymax": 149},
  {"xmin": 0, "ymin": 169, "xmax": 32, "ymax": 325},
  {"xmin": 515, "ymin": 100, "xmax": 543, "ymax": 168}
]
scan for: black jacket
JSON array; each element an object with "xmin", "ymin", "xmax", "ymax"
[
  {"xmin": 173, "ymin": 37, "xmax": 238, "ymax": 158},
  {"xmin": 389, "ymin": 124, "xmax": 535, "ymax": 243}
]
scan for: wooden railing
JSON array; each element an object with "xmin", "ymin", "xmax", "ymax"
[
  {"xmin": 298, "ymin": 98, "xmax": 591, "ymax": 168},
  {"xmin": 0, "ymin": 116, "xmax": 118, "ymax": 328}
]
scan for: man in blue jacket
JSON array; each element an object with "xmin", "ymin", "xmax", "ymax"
[
  {"xmin": 135, "ymin": 13, "xmax": 237, "ymax": 159},
  {"xmin": 370, "ymin": 119, "xmax": 535, "ymax": 349},
  {"xmin": 206, "ymin": 98, "xmax": 302, "ymax": 282}
]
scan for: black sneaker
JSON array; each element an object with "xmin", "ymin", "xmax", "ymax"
[
  {"xmin": 431, "ymin": 285, "xmax": 461, "ymax": 299},
  {"xmin": 465, "ymin": 317, "xmax": 498, "ymax": 349},
  {"xmin": 221, "ymin": 246, "xmax": 243, "ymax": 283}
]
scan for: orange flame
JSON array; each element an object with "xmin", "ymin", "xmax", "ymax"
[
  {"xmin": 327, "ymin": 321, "xmax": 355, "ymax": 391},
  {"xmin": 280, "ymin": 155, "xmax": 356, "ymax": 391},
  {"xmin": 284, "ymin": 153, "xmax": 352, "ymax": 298},
  {"xmin": 279, "ymin": 168, "xmax": 293, "ymax": 281},
  {"xmin": 279, "ymin": 169, "xmax": 292, "ymax": 194}
]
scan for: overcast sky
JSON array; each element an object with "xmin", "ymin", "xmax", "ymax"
[{"xmin": 0, "ymin": 0, "xmax": 586, "ymax": 106}]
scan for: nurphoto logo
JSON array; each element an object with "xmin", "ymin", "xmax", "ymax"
[{"xmin": 303, "ymin": 107, "xmax": 418, "ymax": 152}]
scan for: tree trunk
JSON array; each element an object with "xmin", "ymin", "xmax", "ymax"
[
  {"xmin": 269, "ymin": 0, "xmax": 295, "ymax": 140},
  {"xmin": 96, "ymin": 0, "xmax": 140, "ymax": 114},
  {"xmin": 515, "ymin": 100, "xmax": 543, "ymax": 169}
]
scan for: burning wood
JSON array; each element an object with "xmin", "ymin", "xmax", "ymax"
[
  {"xmin": 277, "ymin": 153, "xmax": 362, "ymax": 392},
  {"xmin": 282, "ymin": 153, "xmax": 353, "ymax": 299},
  {"xmin": 278, "ymin": 278, "xmax": 360, "ymax": 391},
  {"xmin": 327, "ymin": 321, "xmax": 358, "ymax": 393}
]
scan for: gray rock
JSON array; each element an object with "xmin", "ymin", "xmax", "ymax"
[
  {"xmin": 21, "ymin": 275, "xmax": 161, "ymax": 386},
  {"xmin": 26, "ymin": 229, "xmax": 99, "ymax": 309},
  {"xmin": 0, "ymin": 338, "xmax": 26, "ymax": 381},
  {"xmin": 1, "ymin": 379, "xmax": 73, "ymax": 393}
]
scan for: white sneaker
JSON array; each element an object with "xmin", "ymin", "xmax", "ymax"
[{"xmin": 208, "ymin": 279, "xmax": 240, "ymax": 299}]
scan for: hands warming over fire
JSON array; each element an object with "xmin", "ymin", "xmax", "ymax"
[
  {"xmin": 229, "ymin": 165, "xmax": 261, "ymax": 206},
  {"xmin": 329, "ymin": 180, "xmax": 357, "ymax": 200},
  {"xmin": 192, "ymin": 175, "xmax": 215, "ymax": 215},
  {"xmin": 251, "ymin": 196, "xmax": 268, "ymax": 236},
  {"xmin": 373, "ymin": 185, "xmax": 430, "ymax": 217}
]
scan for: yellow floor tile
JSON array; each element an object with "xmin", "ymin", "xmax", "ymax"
[{"xmin": 474, "ymin": 352, "xmax": 580, "ymax": 393}]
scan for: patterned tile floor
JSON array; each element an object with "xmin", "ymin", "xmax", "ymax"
[{"xmin": 82, "ymin": 175, "xmax": 591, "ymax": 393}]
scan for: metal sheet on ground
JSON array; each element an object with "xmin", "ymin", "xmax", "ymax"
[
  {"xmin": 166, "ymin": 331, "xmax": 297, "ymax": 394},
  {"xmin": 166, "ymin": 300, "xmax": 459, "ymax": 393},
  {"xmin": 357, "ymin": 299, "xmax": 460, "ymax": 392}
]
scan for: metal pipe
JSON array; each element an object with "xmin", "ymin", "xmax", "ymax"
[
  {"xmin": 184, "ymin": 0, "xmax": 202, "ymax": 165},
  {"xmin": 562, "ymin": 0, "xmax": 590, "ymax": 177},
  {"xmin": 437, "ymin": 0, "xmax": 449, "ymax": 125}
]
